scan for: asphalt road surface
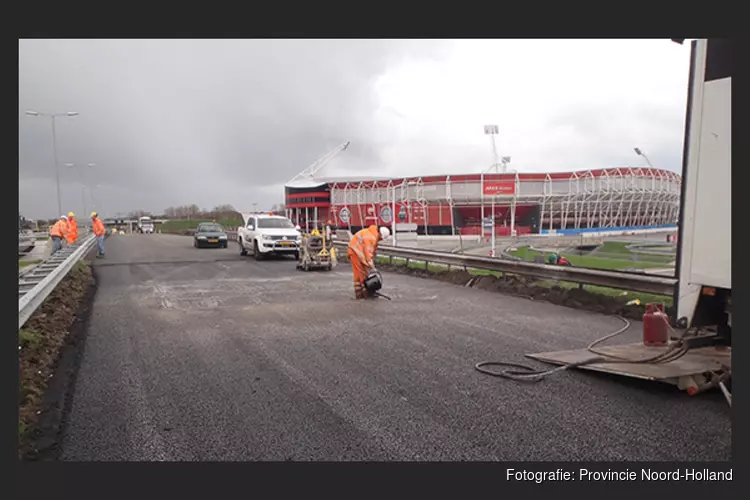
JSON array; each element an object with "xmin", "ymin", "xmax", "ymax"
[{"xmin": 60, "ymin": 234, "xmax": 731, "ymax": 461}]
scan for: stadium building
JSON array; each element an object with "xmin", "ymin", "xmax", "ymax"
[{"xmin": 284, "ymin": 166, "xmax": 681, "ymax": 237}]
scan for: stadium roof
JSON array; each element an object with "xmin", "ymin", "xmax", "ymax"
[
  {"xmin": 285, "ymin": 175, "xmax": 392, "ymax": 189},
  {"xmin": 285, "ymin": 167, "xmax": 680, "ymax": 189}
]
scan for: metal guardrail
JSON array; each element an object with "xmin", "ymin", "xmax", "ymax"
[
  {"xmin": 331, "ymin": 241, "xmax": 676, "ymax": 296},
  {"xmin": 179, "ymin": 230, "xmax": 675, "ymax": 294},
  {"xmin": 18, "ymin": 232, "xmax": 97, "ymax": 330}
]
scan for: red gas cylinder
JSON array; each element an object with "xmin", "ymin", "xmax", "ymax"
[{"xmin": 643, "ymin": 303, "xmax": 669, "ymax": 346}]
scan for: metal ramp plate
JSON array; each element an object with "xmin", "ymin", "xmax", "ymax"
[{"xmin": 526, "ymin": 343, "xmax": 731, "ymax": 382}]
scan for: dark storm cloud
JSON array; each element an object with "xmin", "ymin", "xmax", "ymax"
[{"xmin": 19, "ymin": 39, "xmax": 451, "ymax": 218}]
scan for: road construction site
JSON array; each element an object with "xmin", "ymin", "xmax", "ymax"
[{"xmin": 53, "ymin": 234, "xmax": 728, "ymax": 461}]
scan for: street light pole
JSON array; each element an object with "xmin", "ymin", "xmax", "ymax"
[
  {"xmin": 634, "ymin": 147, "xmax": 654, "ymax": 168},
  {"xmin": 484, "ymin": 125, "xmax": 499, "ymax": 252},
  {"xmin": 90, "ymin": 184, "xmax": 103, "ymax": 218},
  {"xmin": 51, "ymin": 116, "xmax": 63, "ymax": 216},
  {"xmin": 392, "ymin": 182, "xmax": 397, "ymax": 248},
  {"xmin": 65, "ymin": 162, "xmax": 96, "ymax": 220},
  {"xmin": 25, "ymin": 110, "xmax": 79, "ymax": 216}
]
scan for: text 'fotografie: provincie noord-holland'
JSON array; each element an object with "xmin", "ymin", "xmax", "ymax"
[{"xmin": 506, "ymin": 468, "xmax": 732, "ymax": 483}]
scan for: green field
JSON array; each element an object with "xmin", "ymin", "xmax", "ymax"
[
  {"xmin": 508, "ymin": 243, "xmax": 672, "ymax": 270},
  {"xmin": 160, "ymin": 219, "xmax": 243, "ymax": 233},
  {"xmin": 373, "ymin": 255, "xmax": 672, "ymax": 305},
  {"xmin": 18, "ymin": 259, "xmax": 41, "ymax": 270}
]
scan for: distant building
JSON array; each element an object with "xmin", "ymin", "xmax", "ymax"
[{"xmin": 284, "ymin": 167, "xmax": 681, "ymax": 236}]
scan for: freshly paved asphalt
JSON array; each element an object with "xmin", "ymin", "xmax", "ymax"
[{"xmin": 60, "ymin": 234, "xmax": 730, "ymax": 461}]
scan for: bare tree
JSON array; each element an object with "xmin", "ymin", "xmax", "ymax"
[
  {"xmin": 128, "ymin": 209, "xmax": 152, "ymax": 218},
  {"xmin": 162, "ymin": 203, "xmax": 241, "ymax": 220}
]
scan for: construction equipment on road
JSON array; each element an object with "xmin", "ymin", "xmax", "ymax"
[
  {"xmin": 296, "ymin": 229, "xmax": 334, "ymax": 271},
  {"xmin": 363, "ymin": 268, "xmax": 390, "ymax": 299},
  {"xmin": 475, "ymin": 39, "xmax": 732, "ymax": 405}
]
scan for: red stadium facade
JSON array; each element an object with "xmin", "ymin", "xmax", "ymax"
[{"xmin": 284, "ymin": 167, "xmax": 681, "ymax": 236}]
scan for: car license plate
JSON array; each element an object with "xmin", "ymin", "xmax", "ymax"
[
  {"xmin": 208, "ymin": 239, "xmax": 218, "ymax": 243},
  {"xmin": 279, "ymin": 241, "xmax": 292, "ymax": 246}
]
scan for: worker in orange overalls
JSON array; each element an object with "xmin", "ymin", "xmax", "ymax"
[
  {"xmin": 91, "ymin": 212, "xmax": 106, "ymax": 258},
  {"xmin": 347, "ymin": 225, "xmax": 390, "ymax": 299},
  {"xmin": 49, "ymin": 215, "xmax": 69, "ymax": 255},
  {"xmin": 66, "ymin": 211, "xmax": 78, "ymax": 245}
]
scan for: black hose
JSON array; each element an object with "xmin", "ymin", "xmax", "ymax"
[{"xmin": 475, "ymin": 315, "xmax": 693, "ymax": 383}]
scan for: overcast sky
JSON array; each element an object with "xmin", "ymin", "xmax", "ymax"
[{"xmin": 19, "ymin": 39, "xmax": 691, "ymax": 219}]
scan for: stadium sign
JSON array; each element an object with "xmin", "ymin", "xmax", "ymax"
[{"xmin": 339, "ymin": 207, "xmax": 351, "ymax": 224}]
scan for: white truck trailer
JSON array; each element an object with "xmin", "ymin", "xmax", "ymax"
[
  {"xmin": 674, "ymin": 38, "xmax": 732, "ymax": 345},
  {"xmin": 519, "ymin": 39, "xmax": 732, "ymax": 399}
]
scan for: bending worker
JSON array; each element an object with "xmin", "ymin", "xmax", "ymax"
[
  {"xmin": 66, "ymin": 212, "xmax": 78, "ymax": 245},
  {"xmin": 91, "ymin": 212, "xmax": 106, "ymax": 258},
  {"xmin": 347, "ymin": 224, "xmax": 390, "ymax": 299},
  {"xmin": 49, "ymin": 215, "xmax": 69, "ymax": 255}
]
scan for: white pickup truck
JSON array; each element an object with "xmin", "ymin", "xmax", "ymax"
[
  {"xmin": 238, "ymin": 213, "xmax": 301, "ymax": 260},
  {"xmin": 138, "ymin": 216, "xmax": 155, "ymax": 234}
]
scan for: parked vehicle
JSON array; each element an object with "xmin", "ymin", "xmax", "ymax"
[
  {"xmin": 194, "ymin": 222, "xmax": 229, "ymax": 248},
  {"xmin": 238, "ymin": 213, "xmax": 301, "ymax": 260}
]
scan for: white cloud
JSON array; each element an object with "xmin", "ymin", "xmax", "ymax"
[
  {"xmin": 19, "ymin": 39, "xmax": 692, "ymax": 218},
  {"xmin": 371, "ymin": 39, "xmax": 691, "ymax": 176}
]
